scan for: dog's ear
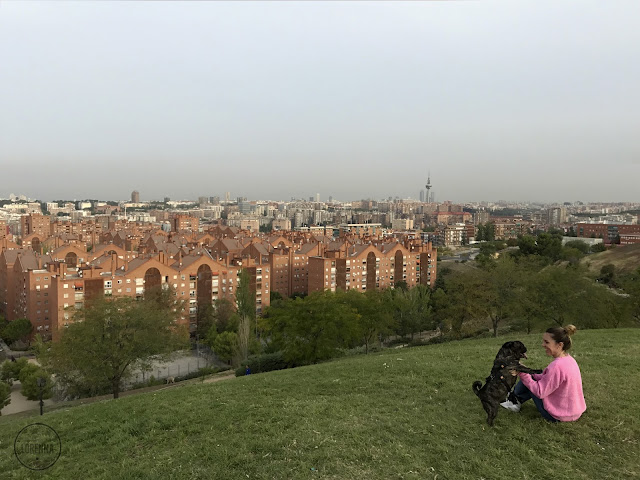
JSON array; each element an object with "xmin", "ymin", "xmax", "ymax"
[{"xmin": 500, "ymin": 341, "xmax": 516, "ymax": 356}]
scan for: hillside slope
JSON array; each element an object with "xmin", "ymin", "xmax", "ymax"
[
  {"xmin": 581, "ymin": 243, "xmax": 640, "ymax": 275},
  {"xmin": 1, "ymin": 329, "xmax": 638, "ymax": 480}
]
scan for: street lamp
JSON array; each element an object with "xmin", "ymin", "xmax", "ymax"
[{"xmin": 36, "ymin": 377, "xmax": 46, "ymax": 416}]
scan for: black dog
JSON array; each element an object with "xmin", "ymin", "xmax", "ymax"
[{"xmin": 472, "ymin": 341, "xmax": 542, "ymax": 426}]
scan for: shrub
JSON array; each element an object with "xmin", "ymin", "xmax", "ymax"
[
  {"xmin": 0, "ymin": 381, "xmax": 11, "ymax": 413},
  {"xmin": 1, "ymin": 358, "xmax": 29, "ymax": 384},
  {"xmin": 175, "ymin": 365, "xmax": 226, "ymax": 382},
  {"xmin": 234, "ymin": 351, "xmax": 294, "ymax": 377}
]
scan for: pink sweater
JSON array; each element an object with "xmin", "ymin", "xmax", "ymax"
[{"xmin": 519, "ymin": 355, "xmax": 586, "ymax": 422}]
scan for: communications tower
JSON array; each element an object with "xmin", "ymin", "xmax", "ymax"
[{"xmin": 425, "ymin": 172, "xmax": 432, "ymax": 203}]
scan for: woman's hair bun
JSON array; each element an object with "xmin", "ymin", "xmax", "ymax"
[{"xmin": 564, "ymin": 324, "xmax": 577, "ymax": 336}]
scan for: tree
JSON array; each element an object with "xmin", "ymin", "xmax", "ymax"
[
  {"xmin": 1, "ymin": 318, "xmax": 33, "ymax": 345},
  {"xmin": 536, "ymin": 232, "xmax": 563, "ymax": 261},
  {"xmin": 564, "ymin": 240, "xmax": 590, "ymax": 254},
  {"xmin": 19, "ymin": 367, "xmax": 53, "ymax": 402},
  {"xmin": 517, "ymin": 235, "xmax": 538, "ymax": 256},
  {"xmin": 236, "ymin": 269, "xmax": 256, "ymax": 363},
  {"xmin": 598, "ymin": 264, "xmax": 617, "ymax": 287},
  {"xmin": 485, "ymin": 223, "xmax": 496, "ymax": 242},
  {"xmin": 591, "ymin": 242, "xmax": 607, "ymax": 253},
  {"xmin": 270, "ymin": 291, "xmax": 284, "ymax": 303},
  {"xmin": 387, "ymin": 285, "xmax": 433, "ymax": 339},
  {"xmin": 621, "ymin": 268, "xmax": 640, "ymax": 326},
  {"xmin": 0, "ymin": 381, "xmax": 11, "ymax": 414},
  {"xmin": 262, "ymin": 291, "xmax": 359, "ymax": 364},
  {"xmin": 212, "ymin": 298, "xmax": 238, "ymax": 334},
  {"xmin": 213, "ymin": 331, "xmax": 239, "ymax": 364},
  {"xmin": 432, "ymin": 273, "xmax": 485, "ymax": 337},
  {"xmin": 475, "ymin": 256, "xmax": 522, "ymax": 337},
  {"xmin": 196, "ymin": 302, "xmax": 216, "ymax": 339},
  {"xmin": 1, "ymin": 357, "xmax": 29, "ymax": 385},
  {"xmin": 528, "ymin": 265, "xmax": 598, "ymax": 328},
  {"xmin": 42, "ymin": 288, "xmax": 188, "ymax": 399},
  {"xmin": 476, "ymin": 224, "xmax": 485, "ymax": 242},
  {"xmin": 343, "ymin": 290, "xmax": 394, "ymax": 353}
]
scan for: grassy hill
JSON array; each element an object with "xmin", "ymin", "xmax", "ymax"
[
  {"xmin": 582, "ymin": 243, "xmax": 640, "ymax": 275},
  {"xmin": 1, "ymin": 329, "xmax": 638, "ymax": 480}
]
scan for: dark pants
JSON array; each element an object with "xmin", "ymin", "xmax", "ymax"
[{"xmin": 513, "ymin": 380, "xmax": 559, "ymax": 423}]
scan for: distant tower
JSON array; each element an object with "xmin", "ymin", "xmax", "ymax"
[
  {"xmin": 425, "ymin": 172, "xmax": 432, "ymax": 203},
  {"xmin": 131, "ymin": 190, "xmax": 140, "ymax": 203},
  {"xmin": 419, "ymin": 190, "xmax": 425, "ymax": 203}
]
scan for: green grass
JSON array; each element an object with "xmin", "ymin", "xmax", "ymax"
[{"xmin": 1, "ymin": 329, "xmax": 639, "ymax": 479}]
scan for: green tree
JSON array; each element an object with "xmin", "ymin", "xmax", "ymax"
[
  {"xmin": 476, "ymin": 224, "xmax": 485, "ymax": 242},
  {"xmin": 42, "ymin": 288, "xmax": 188, "ymax": 399},
  {"xmin": 0, "ymin": 381, "xmax": 11, "ymax": 414},
  {"xmin": 517, "ymin": 235, "xmax": 538, "ymax": 256},
  {"xmin": 262, "ymin": 291, "xmax": 359, "ymax": 364},
  {"xmin": 343, "ymin": 289, "xmax": 395, "ymax": 353},
  {"xmin": 236, "ymin": 269, "xmax": 256, "ymax": 363},
  {"xmin": 564, "ymin": 240, "xmax": 590, "ymax": 254},
  {"xmin": 591, "ymin": 242, "xmax": 607, "ymax": 253},
  {"xmin": 212, "ymin": 298, "xmax": 238, "ymax": 334},
  {"xmin": 485, "ymin": 223, "xmax": 496, "ymax": 241},
  {"xmin": 598, "ymin": 264, "xmax": 617, "ymax": 287},
  {"xmin": 434, "ymin": 273, "xmax": 485, "ymax": 337},
  {"xmin": 213, "ymin": 331, "xmax": 239, "ymax": 364},
  {"xmin": 560, "ymin": 247, "xmax": 584, "ymax": 265},
  {"xmin": 1, "ymin": 318, "xmax": 33, "ymax": 345},
  {"xmin": 475, "ymin": 256, "xmax": 522, "ymax": 337},
  {"xmin": 621, "ymin": 268, "xmax": 640, "ymax": 325},
  {"xmin": 196, "ymin": 302, "xmax": 216, "ymax": 339},
  {"xmin": 529, "ymin": 266, "xmax": 598, "ymax": 328},
  {"xmin": 19, "ymin": 367, "xmax": 53, "ymax": 402},
  {"xmin": 536, "ymin": 232, "xmax": 563, "ymax": 261},
  {"xmin": 1, "ymin": 358, "xmax": 29, "ymax": 385}
]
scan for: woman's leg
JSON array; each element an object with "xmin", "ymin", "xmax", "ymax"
[
  {"xmin": 513, "ymin": 380, "xmax": 532, "ymax": 403},
  {"xmin": 530, "ymin": 396, "xmax": 559, "ymax": 423}
]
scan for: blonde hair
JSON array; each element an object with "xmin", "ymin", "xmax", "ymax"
[{"xmin": 546, "ymin": 324, "xmax": 577, "ymax": 351}]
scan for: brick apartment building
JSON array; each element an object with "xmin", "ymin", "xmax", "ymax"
[
  {"xmin": 308, "ymin": 240, "xmax": 437, "ymax": 293},
  {"xmin": 20, "ymin": 213, "xmax": 50, "ymax": 238},
  {"xmin": 2, "ymin": 211, "xmax": 440, "ymax": 343},
  {"xmin": 577, "ymin": 223, "xmax": 640, "ymax": 245},
  {"xmin": 0, "ymin": 248, "xmax": 269, "ymax": 342},
  {"xmin": 171, "ymin": 214, "xmax": 200, "ymax": 233}
]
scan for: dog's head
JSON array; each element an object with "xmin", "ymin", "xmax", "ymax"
[{"xmin": 498, "ymin": 341, "xmax": 528, "ymax": 360}]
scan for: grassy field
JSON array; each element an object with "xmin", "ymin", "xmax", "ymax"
[{"xmin": 1, "ymin": 329, "xmax": 638, "ymax": 480}]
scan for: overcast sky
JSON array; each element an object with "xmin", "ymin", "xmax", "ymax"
[{"xmin": 1, "ymin": 1, "xmax": 638, "ymax": 204}]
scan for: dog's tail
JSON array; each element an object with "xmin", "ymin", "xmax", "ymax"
[{"xmin": 472, "ymin": 381, "xmax": 483, "ymax": 396}]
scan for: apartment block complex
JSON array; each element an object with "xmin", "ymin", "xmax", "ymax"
[
  {"xmin": 1, "ymin": 208, "xmax": 439, "ymax": 344},
  {"xmin": 577, "ymin": 223, "xmax": 640, "ymax": 245}
]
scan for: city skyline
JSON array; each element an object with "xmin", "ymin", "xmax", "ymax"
[{"xmin": 1, "ymin": 2, "xmax": 639, "ymax": 203}]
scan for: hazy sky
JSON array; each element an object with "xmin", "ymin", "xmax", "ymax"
[{"xmin": 1, "ymin": 1, "xmax": 639, "ymax": 204}]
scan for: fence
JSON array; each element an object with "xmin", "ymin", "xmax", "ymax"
[{"xmin": 126, "ymin": 353, "xmax": 214, "ymax": 386}]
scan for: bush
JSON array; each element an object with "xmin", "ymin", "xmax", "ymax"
[
  {"xmin": 1, "ymin": 358, "xmax": 29, "ymax": 384},
  {"xmin": 0, "ymin": 381, "xmax": 11, "ymax": 413},
  {"xmin": 341, "ymin": 344, "xmax": 384, "ymax": 356},
  {"xmin": 234, "ymin": 351, "xmax": 294, "ymax": 377},
  {"xmin": 175, "ymin": 365, "xmax": 226, "ymax": 382}
]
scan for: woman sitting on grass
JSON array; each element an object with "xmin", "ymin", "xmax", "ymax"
[{"xmin": 501, "ymin": 324, "xmax": 586, "ymax": 423}]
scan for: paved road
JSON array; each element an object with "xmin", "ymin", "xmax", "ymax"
[{"xmin": 1, "ymin": 380, "xmax": 55, "ymax": 416}]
